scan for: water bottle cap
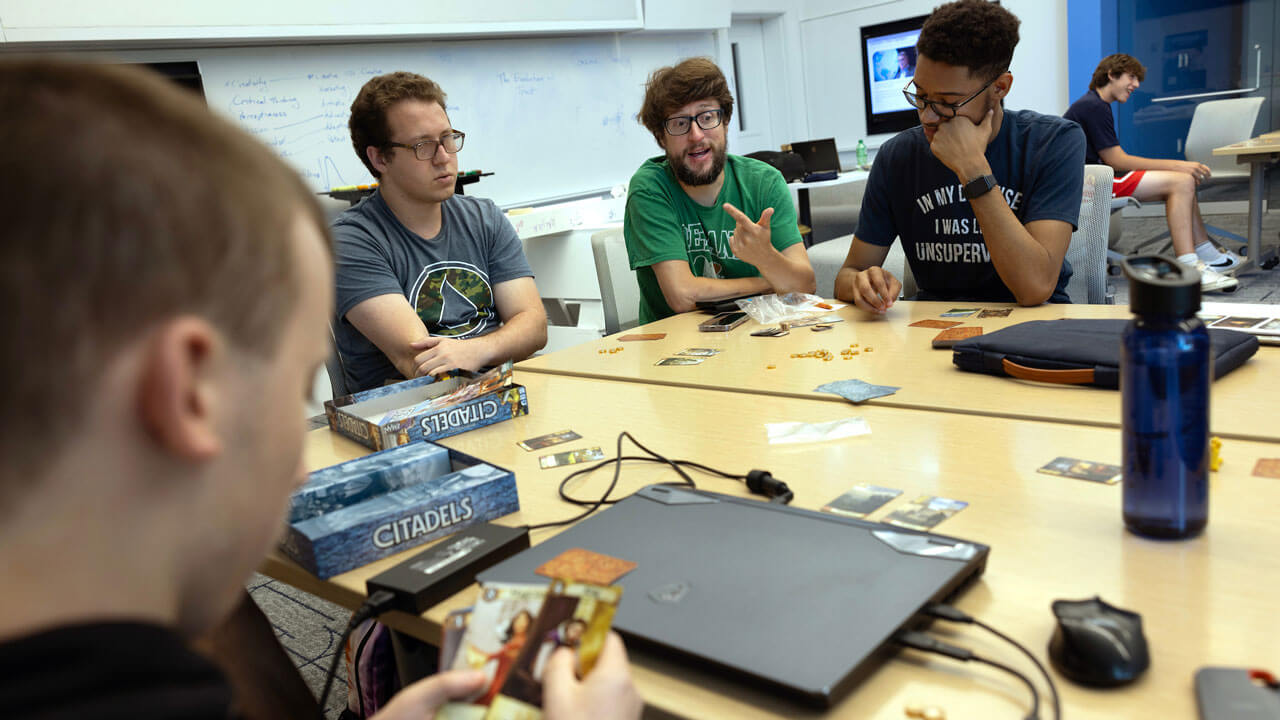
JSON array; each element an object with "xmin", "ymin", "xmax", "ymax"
[{"xmin": 1122, "ymin": 255, "xmax": 1200, "ymax": 317}]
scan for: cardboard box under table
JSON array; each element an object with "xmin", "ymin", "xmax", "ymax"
[
  {"xmin": 281, "ymin": 441, "xmax": 519, "ymax": 579},
  {"xmin": 326, "ymin": 363, "xmax": 528, "ymax": 451}
]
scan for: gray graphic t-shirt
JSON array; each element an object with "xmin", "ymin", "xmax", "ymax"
[{"xmin": 333, "ymin": 191, "xmax": 533, "ymax": 392}]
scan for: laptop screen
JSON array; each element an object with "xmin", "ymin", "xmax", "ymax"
[{"xmin": 791, "ymin": 138, "xmax": 841, "ymax": 174}]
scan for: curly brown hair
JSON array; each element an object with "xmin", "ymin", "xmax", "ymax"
[
  {"xmin": 917, "ymin": 0, "xmax": 1020, "ymax": 82},
  {"xmin": 349, "ymin": 71, "xmax": 448, "ymax": 178},
  {"xmin": 1090, "ymin": 54, "xmax": 1146, "ymax": 90},
  {"xmin": 637, "ymin": 57, "xmax": 734, "ymax": 145}
]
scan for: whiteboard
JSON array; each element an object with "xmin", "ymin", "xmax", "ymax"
[{"xmin": 187, "ymin": 33, "xmax": 715, "ymax": 206}]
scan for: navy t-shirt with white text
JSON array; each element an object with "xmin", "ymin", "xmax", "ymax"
[{"xmin": 856, "ymin": 109, "xmax": 1085, "ymax": 303}]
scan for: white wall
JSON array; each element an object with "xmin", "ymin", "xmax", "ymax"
[{"xmin": 732, "ymin": 0, "xmax": 1069, "ymax": 151}]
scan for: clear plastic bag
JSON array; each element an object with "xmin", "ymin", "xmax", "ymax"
[{"xmin": 734, "ymin": 293, "xmax": 844, "ymax": 324}]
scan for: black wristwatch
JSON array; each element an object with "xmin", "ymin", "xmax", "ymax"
[{"xmin": 963, "ymin": 173, "xmax": 998, "ymax": 200}]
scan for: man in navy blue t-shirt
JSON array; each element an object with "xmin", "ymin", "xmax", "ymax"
[
  {"xmin": 1064, "ymin": 54, "xmax": 1239, "ymax": 292},
  {"xmin": 835, "ymin": 0, "xmax": 1084, "ymax": 309}
]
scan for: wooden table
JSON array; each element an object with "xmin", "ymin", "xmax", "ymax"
[
  {"xmin": 262, "ymin": 371, "xmax": 1280, "ymax": 720},
  {"xmin": 1212, "ymin": 134, "xmax": 1280, "ymax": 271},
  {"xmin": 517, "ymin": 300, "xmax": 1280, "ymax": 442}
]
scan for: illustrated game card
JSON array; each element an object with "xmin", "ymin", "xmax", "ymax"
[
  {"xmin": 1211, "ymin": 316, "xmax": 1266, "ymax": 329},
  {"xmin": 1252, "ymin": 458, "xmax": 1280, "ymax": 479},
  {"xmin": 438, "ymin": 582, "xmax": 549, "ymax": 715},
  {"xmin": 536, "ymin": 548, "xmax": 637, "ymax": 586},
  {"xmin": 518, "ymin": 429, "xmax": 582, "ymax": 452},
  {"xmin": 977, "ymin": 308, "xmax": 1013, "ymax": 318},
  {"xmin": 617, "ymin": 333, "xmax": 666, "ymax": 341},
  {"xmin": 539, "ymin": 447, "xmax": 605, "ymax": 469},
  {"xmin": 821, "ymin": 484, "xmax": 903, "ymax": 518},
  {"xmin": 940, "ymin": 308, "xmax": 979, "ymax": 318},
  {"xmin": 909, "ymin": 319, "xmax": 963, "ymax": 329},
  {"xmin": 439, "ymin": 606, "xmax": 474, "ymax": 670},
  {"xmin": 486, "ymin": 580, "xmax": 623, "ymax": 718},
  {"xmin": 1037, "ymin": 456, "xmax": 1121, "ymax": 484},
  {"xmin": 1257, "ymin": 318, "xmax": 1280, "ymax": 332},
  {"xmin": 655, "ymin": 357, "xmax": 703, "ymax": 366},
  {"xmin": 677, "ymin": 348, "xmax": 722, "ymax": 357},
  {"xmin": 932, "ymin": 326, "xmax": 983, "ymax": 348},
  {"xmin": 883, "ymin": 495, "xmax": 968, "ymax": 531}
]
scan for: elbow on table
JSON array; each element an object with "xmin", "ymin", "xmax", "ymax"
[{"xmin": 1012, "ymin": 282, "xmax": 1055, "ymax": 307}]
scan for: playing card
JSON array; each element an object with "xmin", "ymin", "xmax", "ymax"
[
  {"xmin": 883, "ymin": 495, "xmax": 968, "ymax": 531},
  {"xmin": 439, "ymin": 582, "xmax": 548, "ymax": 710},
  {"xmin": 439, "ymin": 606, "xmax": 473, "ymax": 671},
  {"xmin": 517, "ymin": 429, "xmax": 582, "ymax": 452},
  {"xmin": 977, "ymin": 308, "xmax": 1013, "ymax": 318},
  {"xmin": 931, "ymin": 326, "xmax": 982, "ymax": 348},
  {"xmin": 655, "ymin": 357, "xmax": 703, "ymax": 366},
  {"xmin": 1252, "ymin": 458, "xmax": 1280, "ymax": 479},
  {"xmin": 821, "ymin": 484, "xmax": 902, "ymax": 518},
  {"xmin": 617, "ymin": 333, "xmax": 666, "ymax": 341},
  {"xmin": 1211, "ymin": 316, "xmax": 1266, "ymax": 329},
  {"xmin": 1037, "ymin": 456, "xmax": 1121, "ymax": 484},
  {"xmin": 486, "ymin": 580, "xmax": 623, "ymax": 717},
  {"xmin": 539, "ymin": 447, "xmax": 605, "ymax": 469},
  {"xmin": 909, "ymin": 319, "xmax": 963, "ymax": 329},
  {"xmin": 536, "ymin": 548, "xmax": 637, "ymax": 586},
  {"xmin": 677, "ymin": 348, "xmax": 722, "ymax": 357},
  {"xmin": 1257, "ymin": 318, "xmax": 1280, "ymax": 332},
  {"xmin": 813, "ymin": 379, "xmax": 900, "ymax": 403},
  {"xmin": 940, "ymin": 308, "xmax": 979, "ymax": 318}
]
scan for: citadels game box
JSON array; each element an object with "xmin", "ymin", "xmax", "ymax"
[
  {"xmin": 325, "ymin": 362, "xmax": 528, "ymax": 451},
  {"xmin": 281, "ymin": 440, "xmax": 519, "ymax": 579}
]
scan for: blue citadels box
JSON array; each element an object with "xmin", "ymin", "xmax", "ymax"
[
  {"xmin": 325, "ymin": 362, "xmax": 528, "ymax": 451},
  {"xmin": 280, "ymin": 442, "xmax": 519, "ymax": 579}
]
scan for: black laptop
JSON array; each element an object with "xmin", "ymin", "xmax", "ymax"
[
  {"xmin": 479, "ymin": 485, "xmax": 989, "ymax": 707},
  {"xmin": 791, "ymin": 138, "xmax": 842, "ymax": 182}
]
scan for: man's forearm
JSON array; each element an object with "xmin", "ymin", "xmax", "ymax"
[
  {"xmin": 970, "ymin": 192, "xmax": 1061, "ymax": 305},
  {"xmin": 755, "ymin": 250, "xmax": 818, "ymax": 296},
  {"xmin": 467, "ymin": 310, "xmax": 548, "ymax": 367},
  {"xmin": 661, "ymin": 275, "xmax": 772, "ymax": 314}
]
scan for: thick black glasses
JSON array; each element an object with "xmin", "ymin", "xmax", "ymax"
[
  {"xmin": 663, "ymin": 109, "xmax": 724, "ymax": 136},
  {"xmin": 902, "ymin": 76, "xmax": 999, "ymax": 118},
  {"xmin": 386, "ymin": 131, "xmax": 465, "ymax": 160}
]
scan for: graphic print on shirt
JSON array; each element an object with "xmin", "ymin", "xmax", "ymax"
[
  {"xmin": 411, "ymin": 261, "xmax": 496, "ymax": 337},
  {"xmin": 684, "ymin": 222, "xmax": 732, "ymax": 278},
  {"xmin": 909, "ymin": 182, "xmax": 1024, "ymax": 265}
]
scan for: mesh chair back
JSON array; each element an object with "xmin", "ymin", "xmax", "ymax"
[{"xmin": 1066, "ymin": 164, "xmax": 1114, "ymax": 304}]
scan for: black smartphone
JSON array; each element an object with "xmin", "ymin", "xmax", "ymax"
[
  {"xmin": 698, "ymin": 311, "xmax": 749, "ymax": 332},
  {"xmin": 696, "ymin": 293, "xmax": 761, "ymax": 314}
]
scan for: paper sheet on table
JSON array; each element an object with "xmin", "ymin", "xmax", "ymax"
[
  {"xmin": 766, "ymin": 417, "xmax": 871, "ymax": 444},
  {"xmin": 814, "ymin": 379, "xmax": 901, "ymax": 403}
]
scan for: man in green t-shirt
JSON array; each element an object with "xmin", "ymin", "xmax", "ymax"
[{"xmin": 625, "ymin": 57, "xmax": 816, "ymax": 324}]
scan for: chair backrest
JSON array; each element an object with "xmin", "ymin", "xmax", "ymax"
[
  {"xmin": 806, "ymin": 234, "xmax": 916, "ymax": 300},
  {"xmin": 591, "ymin": 227, "xmax": 640, "ymax": 335},
  {"xmin": 1184, "ymin": 96, "xmax": 1264, "ymax": 179},
  {"xmin": 1066, "ymin": 164, "xmax": 1114, "ymax": 304}
]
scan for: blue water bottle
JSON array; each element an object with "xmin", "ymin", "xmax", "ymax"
[{"xmin": 1120, "ymin": 256, "xmax": 1211, "ymax": 539}]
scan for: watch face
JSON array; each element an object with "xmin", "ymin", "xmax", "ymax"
[{"xmin": 964, "ymin": 174, "xmax": 997, "ymax": 199}]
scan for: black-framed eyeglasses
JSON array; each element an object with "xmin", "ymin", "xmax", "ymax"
[
  {"xmin": 902, "ymin": 76, "xmax": 999, "ymax": 118},
  {"xmin": 386, "ymin": 131, "xmax": 465, "ymax": 160},
  {"xmin": 663, "ymin": 109, "xmax": 724, "ymax": 136}
]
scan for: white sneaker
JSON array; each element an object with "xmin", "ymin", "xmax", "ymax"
[
  {"xmin": 1194, "ymin": 261, "xmax": 1239, "ymax": 292},
  {"xmin": 1203, "ymin": 247, "xmax": 1244, "ymax": 274}
]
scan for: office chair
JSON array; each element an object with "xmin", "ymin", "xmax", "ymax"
[
  {"xmin": 1140, "ymin": 96, "xmax": 1265, "ymax": 254},
  {"xmin": 1068, "ymin": 165, "xmax": 1115, "ymax": 304},
  {"xmin": 806, "ymin": 234, "xmax": 916, "ymax": 300},
  {"xmin": 590, "ymin": 227, "xmax": 640, "ymax": 335}
]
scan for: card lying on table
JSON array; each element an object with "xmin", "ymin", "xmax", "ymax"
[{"xmin": 932, "ymin": 326, "xmax": 982, "ymax": 349}]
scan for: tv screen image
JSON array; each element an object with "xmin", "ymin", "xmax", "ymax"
[{"xmin": 860, "ymin": 14, "xmax": 928, "ymax": 136}]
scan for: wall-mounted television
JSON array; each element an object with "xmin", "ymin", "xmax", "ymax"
[{"xmin": 860, "ymin": 14, "xmax": 928, "ymax": 136}]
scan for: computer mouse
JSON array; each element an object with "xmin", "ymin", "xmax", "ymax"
[{"xmin": 1048, "ymin": 596, "xmax": 1150, "ymax": 687}]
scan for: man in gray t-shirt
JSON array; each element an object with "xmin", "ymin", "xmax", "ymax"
[{"xmin": 334, "ymin": 72, "xmax": 546, "ymax": 393}]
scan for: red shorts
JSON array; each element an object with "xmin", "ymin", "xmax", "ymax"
[{"xmin": 1113, "ymin": 170, "xmax": 1145, "ymax": 198}]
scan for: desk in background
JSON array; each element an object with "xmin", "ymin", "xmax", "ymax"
[
  {"xmin": 263, "ymin": 370, "xmax": 1280, "ymax": 719},
  {"xmin": 516, "ymin": 300, "xmax": 1280, "ymax": 443},
  {"xmin": 789, "ymin": 170, "xmax": 869, "ymax": 246},
  {"xmin": 1212, "ymin": 134, "xmax": 1280, "ymax": 271}
]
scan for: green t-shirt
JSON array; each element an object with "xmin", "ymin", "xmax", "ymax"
[{"xmin": 623, "ymin": 154, "xmax": 804, "ymax": 324}]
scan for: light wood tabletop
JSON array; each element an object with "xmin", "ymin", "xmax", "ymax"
[
  {"xmin": 515, "ymin": 300, "xmax": 1280, "ymax": 442},
  {"xmin": 262, "ymin": 371, "xmax": 1280, "ymax": 720}
]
